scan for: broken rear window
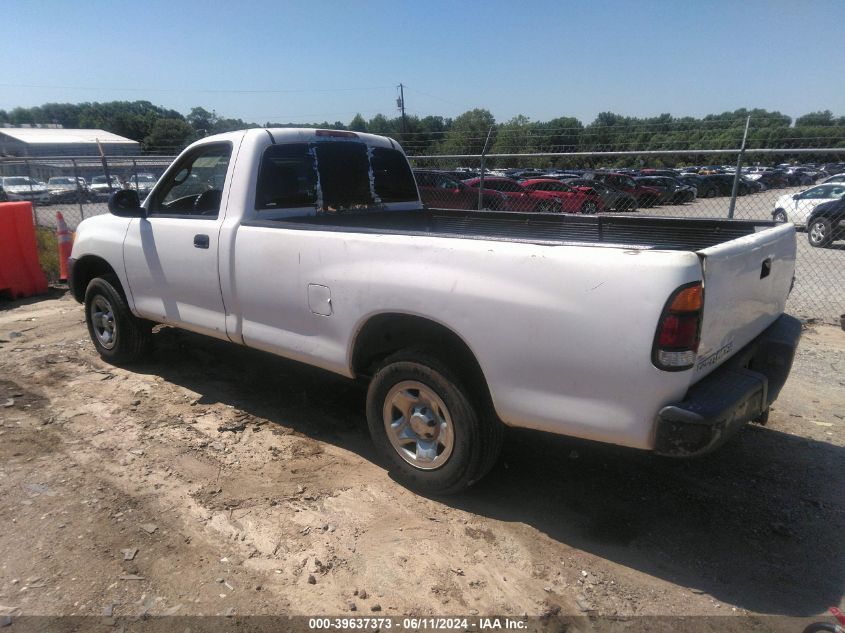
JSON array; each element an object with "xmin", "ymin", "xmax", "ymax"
[{"xmin": 255, "ymin": 142, "xmax": 417, "ymax": 211}]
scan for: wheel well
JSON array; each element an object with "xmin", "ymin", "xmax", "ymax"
[
  {"xmin": 70, "ymin": 256, "xmax": 119, "ymax": 302},
  {"xmin": 352, "ymin": 314, "xmax": 492, "ymax": 405}
]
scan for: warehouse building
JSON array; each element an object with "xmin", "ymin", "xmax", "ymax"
[{"xmin": 0, "ymin": 126, "xmax": 140, "ymax": 157}]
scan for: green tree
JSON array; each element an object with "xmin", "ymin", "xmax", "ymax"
[
  {"xmin": 436, "ymin": 108, "xmax": 495, "ymax": 155},
  {"xmin": 143, "ymin": 118, "xmax": 195, "ymax": 152},
  {"xmin": 348, "ymin": 113, "xmax": 368, "ymax": 132}
]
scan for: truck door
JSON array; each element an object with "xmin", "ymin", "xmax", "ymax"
[{"xmin": 122, "ymin": 142, "xmax": 232, "ymax": 339}]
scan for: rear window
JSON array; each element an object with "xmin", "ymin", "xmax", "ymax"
[
  {"xmin": 255, "ymin": 142, "xmax": 416, "ymax": 211},
  {"xmin": 371, "ymin": 147, "xmax": 417, "ymax": 203}
]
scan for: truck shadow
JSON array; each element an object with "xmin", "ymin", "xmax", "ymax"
[{"xmin": 136, "ymin": 327, "xmax": 843, "ymax": 617}]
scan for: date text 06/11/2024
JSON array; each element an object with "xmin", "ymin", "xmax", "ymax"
[{"xmin": 307, "ymin": 617, "xmax": 528, "ymax": 630}]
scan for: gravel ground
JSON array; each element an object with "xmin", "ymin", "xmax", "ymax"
[{"xmin": 0, "ymin": 292, "xmax": 843, "ymax": 631}]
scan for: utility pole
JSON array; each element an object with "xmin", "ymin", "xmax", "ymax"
[
  {"xmin": 397, "ymin": 83, "xmax": 407, "ymax": 135},
  {"xmin": 478, "ymin": 125, "xmax": 495, "ymax": 211},
  {"xmin": 728, "ymin": 116, "xmax": 751, "ymax": 219}
]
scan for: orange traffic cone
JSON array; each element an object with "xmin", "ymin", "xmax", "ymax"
[{"xmin": 56, "ymin": 212, "xmax": 73, "ymax": 282}]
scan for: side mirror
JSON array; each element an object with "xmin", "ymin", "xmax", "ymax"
[
  {"xmin": 108, "ymin": 189, "xmax": 145, "ymax": 217},
  {"xmin": 792, "ymin": 193, "xmax": 800, "ymax": 200}
]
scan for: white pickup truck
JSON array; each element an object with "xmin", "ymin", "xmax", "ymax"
[{"xmin": 69, "ymin": 128, "xmax": 801, "ymax": 493}]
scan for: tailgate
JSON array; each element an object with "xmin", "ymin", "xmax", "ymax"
[{"xmin": 694, "ymin": 223, "xmax": 796, "ymax": 379}]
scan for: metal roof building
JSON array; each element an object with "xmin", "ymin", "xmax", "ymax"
[{"xmin": 0, "ymin": 127, "xmax": 140, "ymax": 157}]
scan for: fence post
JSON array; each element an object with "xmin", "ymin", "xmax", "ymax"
[
  {"xmin": 728, "ymin": 116, "xmax": 751, "ymax": 219},
  {"xmin": 477, "ymin": 126, "xmax": 495, "ymax": 211},
  {"xmin": 133, "ymin": 159, "xmax": 139, "ymax": 191},
  {"xmin": 24, "ymin": 159, "xmax": 37, "ymax": 224},
  {"xmin": 71, "ymin": 158, "xmax": 85, "ymax": 220}
]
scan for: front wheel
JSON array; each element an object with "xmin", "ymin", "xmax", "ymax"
[
  {"xmin": 84, "ymin": 276, "xmax": 152, "ymax": 364},
  {"xmin": 366, "ymin": 350, "xmax": 503, "ymax": 495},
  {"xmin": 537, "ymin": 200, "xmax": 562, "ymax": 213},
  {"xmin": 801, "ymin": 624, "xmax": 838, "ymax": 633},
  {"xmin": 807, "ymin": 217, "xmax": 833, "ymax": 248}
]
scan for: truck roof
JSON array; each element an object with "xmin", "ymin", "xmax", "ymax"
[{"xmin": 197, "ymin": 127, "xmax": 401, "ymax": 151}]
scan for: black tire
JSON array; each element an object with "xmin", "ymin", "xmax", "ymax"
[
  {"xmin": 537, "ymin": 199, "xmax": 561, "ymax": 213},
  {"xmin": 580, "ymin": 200, "xmax": 598, "ymax": 214},
  {"xmin": 801, "ymin": 624, "xmax": 837, "ymax": 633},
  {"xmin": 773, "ymin": 209, "xmax": 788, "ymax": 224},
  {"xmin": 366, "ymin": 350, "xmax": 503, "ymax": 495},
  {"xmin": 807, "ymin": 217, "xmax": 833, "ymax": 248},
  {"xmin": 84, "ymin": 275, "xmax": 152, "ymax": 364}
]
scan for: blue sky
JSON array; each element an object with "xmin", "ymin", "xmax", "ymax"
[{"xmin": 1, "ymin": 0, "xmax": 842, "ymax": 125}]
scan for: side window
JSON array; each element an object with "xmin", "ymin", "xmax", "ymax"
[
  {"xmin": 803, "ymin": 186, "xmax": 827, "ymax": 200},
  {"xmin": 371, "ymin": 147, "xmax": 418, "ymax": 203},
  {"xmin": 149, "ymin": 143, "xmax": 231, "ymax": 217},
  {"xmin": 255, "ymin": 143, "xmax": 317, "ymax": 209}
]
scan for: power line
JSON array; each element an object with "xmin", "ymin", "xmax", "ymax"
[{"xmin": 0, "ymin": 83, "xmax": 395, "ymax": 95}]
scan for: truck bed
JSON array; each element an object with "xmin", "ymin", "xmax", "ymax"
[{"xmin": 252, "ymin": 208, "xmax": 774, "ymax": 252}]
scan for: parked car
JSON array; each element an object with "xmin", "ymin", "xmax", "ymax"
[
  {"xmin": 772, "ymin": 183, "xmax": 845, "ymax": 227},
  {"xmin": 47, "ymin": 176, "xmax": 90, "ymax": 203},
  {"xmin": 739, "ymin": 175, "xmax": 765, "ymax": 193},
  {"xmin": 462, "ymin": 176, "xmax": 563, "ymax": 213},
  {"xmin": 806, "ymin": 197, "xmax": 845, "ymax": 248},
  {"xmin": 89, "ymin": 175, "xmax": 122, "ymax": 199},
  {"xmin": 0, "ymin": 183, "xmax": 7, "ymax": 202},
  {"xmin": 635, "ymin": 176, "xmax": 696, "ymax": 204},
  {"xmin": 698, "ymin": 174, "xmax": 762, "ymax": 198},
  {"xmin": 0, "ymin": 176, "xmax": 50, "ymax": 203},
  {"xmin": 518, "ymin": 178, "xmax": 605, "ymax": 214},
  {"xmin": 68, "ymin": 127, "xmax": 800, "ymax": 493},
  {"xmin": 820, "ymin": 173, "xmax": 845, "ymax": 185},
  {"xmin": 589, "ymin": 172, "xmax": 661, "ymax": 207},
  {"xmin": 127, "ymin": 174, "xmax": 158, "ymax": 198},
  {"xmin": 563, "ymin": 178, "xmax": 638, "ymax": 211},
  {"xmin": 413, "ymin": 170, "xmax": 506, "ymax": 210},
  {"xmin": 755, "ymin": 170, "xmax": 789, "ymax": 189}
]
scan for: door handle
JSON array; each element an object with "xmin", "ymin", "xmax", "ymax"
[{"xmin": 193, "ymin": 234, "xmax": 209, "ymax": 249}]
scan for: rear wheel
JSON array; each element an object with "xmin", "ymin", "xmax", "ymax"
[
  {"xmin": 366, "ymin": 350, "xmax": 503, "ymax": 495},
  {"xmin": 580, "ymin": 200, "xmax": 598, "ymax": 214},
  {"xmin": 84, "ymin": 276, "xmax": 152, "ymax": 364},
  {"xmin": 807, "ymin": 217, "xmax": 833, "ymax": 248},
  {"xmin": 773, "ymin": 209, "xmax": 788, "ymax": 224}
]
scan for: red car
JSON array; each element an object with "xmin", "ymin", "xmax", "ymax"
[
  {"xmin": 413, "ymin": 170, "xmax": 508, "ymax": 210},
  {"xmin": 591, "ymin": 172, "xmax": 662, "ymax": 208},
  {"xmin": 519, "ymin": 178, "xmax": 605, "ymax": 214},
  {"xmin": 462, "ymin": 176, "xmax": 567, "ymax": 213}
]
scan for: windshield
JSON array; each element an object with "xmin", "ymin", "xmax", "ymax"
[
  {"xmin": 48, "ymin": 177, "xmax": 75, "ymax": 185},
  {"xmin": 2, "ymin": 177, "xmax": 30, "ymax": 186}
]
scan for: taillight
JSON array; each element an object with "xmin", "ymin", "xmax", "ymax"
[{"xmin": 652, "ymin": 282, "xmax": 703, "ymax": 371}]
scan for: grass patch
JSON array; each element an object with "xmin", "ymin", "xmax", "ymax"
[{"xmin": 35, "ymin": 227, "xmax": 60, "ymax": 282}]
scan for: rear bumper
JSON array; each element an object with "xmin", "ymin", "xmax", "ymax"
[{"xmin": 654, "ymin": 314, "xmax": 802, "ymax": 457}]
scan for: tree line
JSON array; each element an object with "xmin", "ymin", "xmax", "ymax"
[{"xmin": 1, "ymin": 101, "xmax": 843, "ymax": 166}]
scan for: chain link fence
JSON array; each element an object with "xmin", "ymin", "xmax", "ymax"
[
  {"xmin": 2, "ymin": 147, "xmax": 843, "ymax": 324},
  {"xmin": 407, "ymin": 148, "xmax": 844, "ymax": 324}
]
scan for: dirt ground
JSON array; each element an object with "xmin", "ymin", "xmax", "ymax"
[{"xmin": 1, "ymin": 291, "xmax": 843, "ymax": 629}]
